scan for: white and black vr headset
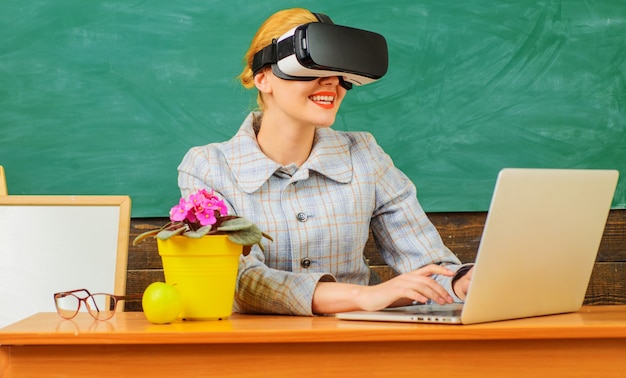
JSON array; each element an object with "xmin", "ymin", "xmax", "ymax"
[{"xmin": 252, "ymin": 13, "xmax": 388, "ymax": 90}]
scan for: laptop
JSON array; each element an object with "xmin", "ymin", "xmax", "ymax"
[{"xmin": 336, "ymin": 168, "xmax": 619, "ymax": 325}]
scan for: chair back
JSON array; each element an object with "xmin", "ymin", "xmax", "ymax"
[{"xmin": 0, "ymin": 166, "xmax": 7, "ymax": 195}]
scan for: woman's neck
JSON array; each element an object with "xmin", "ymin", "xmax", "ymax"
[{"xmin": 256, "ymin": 112, "xmax": 316, "ymax": 167}]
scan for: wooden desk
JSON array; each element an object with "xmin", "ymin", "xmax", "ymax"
[{"xmin": 1, "ymin": 306, "xmax": 626, "ymax": 377}]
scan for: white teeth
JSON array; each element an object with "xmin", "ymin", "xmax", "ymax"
[{"xmin": 310, "ymin": 95, "xmax": 334, "ymax": 103}]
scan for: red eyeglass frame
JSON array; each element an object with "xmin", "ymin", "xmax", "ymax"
[{"xmin": 53, "ymin": 288, "xmax": 141, "ymax": 320}]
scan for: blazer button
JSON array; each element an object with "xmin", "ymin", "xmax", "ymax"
[
  {"xmin": 296, "ymin": 212, "xmax": 308, "ymax": 222},
  {"xmin": 301, "ymin": 257, "xmax": 312, "ymax": 268}
]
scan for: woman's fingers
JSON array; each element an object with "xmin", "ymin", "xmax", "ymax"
[
  {"xmin": 410, "ymin": 264, "xmax": 455, "ymax": 278},
  {"xmin": 407, "ymin": 277, "xmax": 453, "ymax": 305},
  {"xmin": 391, "ymin": 266, "xmax": 454, "ymax": 305}
]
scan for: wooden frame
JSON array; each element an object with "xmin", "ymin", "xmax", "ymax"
[
  {"xmin": 0, "ymin": 166, "xmax": 7, "ymax": 195},
  {"xmin": 0, "ymin": 196, "xmax": 131, "ymax": 328}
]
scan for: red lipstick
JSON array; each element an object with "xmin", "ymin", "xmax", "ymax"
[{"xmin": 309, "ymin": 91, "xmax": 336, "ymax": 109}]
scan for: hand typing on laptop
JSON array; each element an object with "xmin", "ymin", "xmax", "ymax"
[
  {"xmin": 337, "ymin": 169, "xmax": 618, "ymax": 324},
  {"xmin": 313, "ymin": 264, "xmax": 469, "ymax": 314}
]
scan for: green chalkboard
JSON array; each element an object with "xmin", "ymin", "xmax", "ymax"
[{"xmin": 1, "ymin": 0, "xmax": 624, "ymax": 216}]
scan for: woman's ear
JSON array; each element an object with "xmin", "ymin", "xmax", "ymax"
[{"xmin": 254, "ymin": 68, "xmax": 272, "ymax": 94}]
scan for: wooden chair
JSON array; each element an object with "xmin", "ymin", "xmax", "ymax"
[{"xmin": 0, "ymin": 166, "xmax": 7, "ymax": 195}]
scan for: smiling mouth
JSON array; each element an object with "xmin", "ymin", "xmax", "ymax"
[{"xmin": 309, "ymin": 93, "xmax": 335, "ymax": 108}]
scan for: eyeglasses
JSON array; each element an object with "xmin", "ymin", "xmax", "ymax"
[{"xmin": 53, "ymin": 288, "xmax": 141, "ymax": 320}]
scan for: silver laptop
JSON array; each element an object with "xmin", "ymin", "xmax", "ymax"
[{"xmin": 336, "ymin": 168, "xmax": 619, "ymax": 325}]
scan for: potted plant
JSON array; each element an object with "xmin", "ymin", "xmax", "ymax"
[{"xmin": 133, "ymin": 189, "xmax": 272, "ymax": 320}]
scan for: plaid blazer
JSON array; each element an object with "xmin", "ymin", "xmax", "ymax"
[{"xmin": 177, "ymin": 113, "xmax": 463, "ymax": 315}]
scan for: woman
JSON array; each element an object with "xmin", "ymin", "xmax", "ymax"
[{"xmin": 178, "ymin": 8, "xmax": 472, "ymax": 316}]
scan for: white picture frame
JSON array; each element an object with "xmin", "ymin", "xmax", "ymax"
[{"xmin": 0, "ymin": 195, "xmax": 131, "ymax": 328}]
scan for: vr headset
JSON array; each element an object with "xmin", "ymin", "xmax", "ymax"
[{"xmin": 252, "ymin": 13, "xmax": 388, "ymax": 90}]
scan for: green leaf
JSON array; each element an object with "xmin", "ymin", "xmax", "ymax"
[
  {"xmin": 183, "ymin": 225, "xmax": 212, "ymax": 238},
  {"xmin": 218, "ymin": 218, "xmax": 273, "ymax": 252},
  {"xmin": 132, "ymin": 229, "xmax": 161, "ymax": 246},
  {"xmin": 226, "ymin": 226, "xmax": 263, "ymax": 246},
  {"xmin": 217, "ymin": 217, "xmax": 255, "ymax": 232},
  {"xmin": 157, "ymin": 226, "xmax": 187, "ymax": 240},
  {"xmin": 261, "ymin": 231, "xmax": 274, "ymax": 242}
]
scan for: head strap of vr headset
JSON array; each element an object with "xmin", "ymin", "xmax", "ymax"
[{"xmin": 251, "ymin": 12, "xmax": 333, "ymax": 75}]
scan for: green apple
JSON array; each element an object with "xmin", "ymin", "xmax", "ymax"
[{"xmin": 142, "ymin": 282, "xmax": 183, "ymax": 324}]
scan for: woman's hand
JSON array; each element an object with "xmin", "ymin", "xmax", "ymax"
[
  {"xmin": 312, "ymin": 264, "xmax": 455, "ymax": 314},
  {"xmin": 452, "ymin": 266, "xmax": 474, "ymax": 301},
  {"xmin": 358, "ymin": 264, "xmax": 455, "ymax": 311}
]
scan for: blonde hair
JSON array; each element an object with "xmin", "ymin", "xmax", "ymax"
[{"xmin": 238, "ymin": 8, "xmax": 319, "ymax": 111}]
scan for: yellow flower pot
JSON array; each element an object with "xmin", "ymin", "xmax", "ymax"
[{"xmin": 157, "ymin": 235, "xmax": 243, "ymax": 320}]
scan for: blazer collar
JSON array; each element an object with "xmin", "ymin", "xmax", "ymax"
[{"xmin": 222, "ymin": 113, "xmax": 353, "ymax": 193}]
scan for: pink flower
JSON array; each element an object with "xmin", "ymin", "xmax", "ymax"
[
  {"xmin": 195, "ymin": 208, "xmax": 217, "ymax": 226},
  {"xmin": 168, "ymin": 189, "xmax": 229, "ymax": 228},
  {"xmin": 133, "ymin": 188, "xmax": 270, "ymax": 253},
  {"xmin": 169, "ymin": 198, "xmax": 193, "ymax": 222}
]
